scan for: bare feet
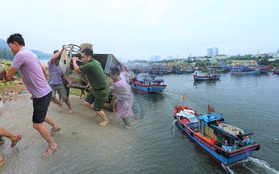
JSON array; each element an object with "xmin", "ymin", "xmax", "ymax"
[
  {"xmin": 0, "ymin": 156, "xmax": 4, "ymax": 167},
  {"xmin": 11, "ymin": 135, "xmax": 22, "ymax": 148},
  {"xmin": 41, "ymin": 144, "xmax": 57, "ymax": 159},
  {"xmin": 68, "ymin": 110, "xmax": 73, "ymax": 114},
  {"xmin": 50, "ymin": 125, "xmax": 61, "ymax": 136},
  {"xmin": 0, "ymin": 136, "xmax": 4, "ymax": 146},
  {"xmin": 99, "ymin": 120, "xmax": 109, "ymax": 126}
]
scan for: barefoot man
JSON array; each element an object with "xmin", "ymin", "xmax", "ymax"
[
  {"xmin": 72, "ymin": 48, "xmax": 110, "ymax": 126},
  {"xmin": 2, "ymin": 33, "xmax": 60, "ymax": 159}
]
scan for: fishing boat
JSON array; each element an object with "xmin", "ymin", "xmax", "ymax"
[
  {"xmin": 259, "ymin": 65, "xmax": 270, "ymax": 74},
  {"xmin": 273, "ymin": 68, "xmax": 279, "ymax": 75},
  {"xmin": 129, "ymin": 73, "xmax": 167, "ymax": 93},
  {"xmin": 173, "ymin": 104, "xmax": 260, "ymax": 166},
  {"xmin": 193, "ymin": 72, "xmax": 221, "ymax": 81},
  {"xmin": 230, "ymin": 65, "xmax": 260, "ymax": 75}
]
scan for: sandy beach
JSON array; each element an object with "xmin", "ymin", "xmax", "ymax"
[{"xmin": 0, "ymin": 92, "xmax": 136, "ymax": 174}]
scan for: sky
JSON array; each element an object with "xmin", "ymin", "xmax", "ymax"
[{"xmin": 1, "ymin": 0, "xmax": 279, "ymax": 62}]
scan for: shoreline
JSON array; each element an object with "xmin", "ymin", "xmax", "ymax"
[{"xmin": 0, "ymin": 92, "xmax": 133, "ymax": 173}]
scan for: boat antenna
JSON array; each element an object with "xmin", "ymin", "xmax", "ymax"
[{"xmin": 206, "ymin": 82, "xmax": 215, "ymax": 115}]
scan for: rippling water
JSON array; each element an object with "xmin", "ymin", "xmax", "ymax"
[{"xmin": 130, "ymin": 72, "xmax": 279, "ymax": 174}]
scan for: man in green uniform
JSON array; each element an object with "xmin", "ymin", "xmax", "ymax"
[{"xmin": 72, "ymin": 48, "xmax": 110, "ymax": 126}]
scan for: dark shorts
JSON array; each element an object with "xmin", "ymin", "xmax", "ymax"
[
  {"xmin": 32, "ymin": 92, "xmax": 52, "ymax": 123},
  {"xmin": 85, "ymin": 88, "xmax": 109, "ymax": 111}
]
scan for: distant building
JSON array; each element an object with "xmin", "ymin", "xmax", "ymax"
[
  {"xmin": 166, "ymin": 55, "xmax": 174, "ymax": 60},
  {"xmin": 207, "ymin": 47, "xmax": 218, "ymax": 57},
  {"xmin": 230, "ymin": 60, "xmax": 257, "ymax": 66},
  {"xmin": 214, "ymin": 54, "xmax": 228, "ymax": 59},
  {"xmin": 150, "ymin": 55, "xmax": 161, "ymax": 62},
  {"xmin": 273, "ymin": 53, "xmax": 279, "ymax": 58}
]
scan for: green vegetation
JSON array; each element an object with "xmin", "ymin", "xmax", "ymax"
[
  {"xmin": 69, "ymin": 88, "xmax": 84, "ymax": 96},
  {"xmin": 270, "ymin": 59, "xmax": 279, "ymax": 68},
  {"xmin": 0, "ymin": 48, "xmax": 13, "ymax": 61}
]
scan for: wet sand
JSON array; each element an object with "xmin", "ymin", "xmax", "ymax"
[{"xmin": 0, "ymin": 93, "xmax": 135, "ymax": 173}]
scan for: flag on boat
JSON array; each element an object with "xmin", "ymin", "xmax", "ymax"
[
  {"xmin": 208, "ymin": 104, "xmax": 214, "ymax": 112},
  {"xmin": 183, "ymin": 95, "xmax": 187, "ymax": 100}
]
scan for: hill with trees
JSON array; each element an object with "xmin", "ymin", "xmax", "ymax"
[{"xmin": 0, "ymin": 38, "xmax": 52, "ymax": 60}]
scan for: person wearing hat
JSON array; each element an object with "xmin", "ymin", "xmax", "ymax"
[{"xmin": 48, "ymin": 48, "xmax": 73, "ymax": 114}]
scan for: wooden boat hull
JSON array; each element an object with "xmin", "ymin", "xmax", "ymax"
[
  {"xmin": 193, "ymin": 74, "xmax": 221, "ymax": 81},
  {"xmin": 231, "ymin": 70, "xmax": 260, "ymax": 75},
  {"xmin": 129, "ymin": 73, "xmax": 167, "ymax": 93},
  {"xmin": 173, "ymin": 105, "xmax": 260, "ymax": 166},
  {"xmin": 175, "ymin": 118, "xmax": 259, "ymax": 166},
  {"xmin": 130, "ymin": 81, "xmax": 166, "ymax": 93}
]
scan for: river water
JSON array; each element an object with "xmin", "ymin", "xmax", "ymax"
[
  {"xmin": 131, "ymin": 72, "xmax": 279, "ymax": 174},
  {"xmin": 1, "ymin": 71, "xmax": 278, "ymax": 174}
]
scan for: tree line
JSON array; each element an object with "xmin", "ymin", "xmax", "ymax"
[{"xmin": 0, "ymin": 48, "xmax": 14, "ymax": 60}]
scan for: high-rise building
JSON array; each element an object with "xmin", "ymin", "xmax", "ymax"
[
  {"xmin": 150, "ymin": 55, "xmax": 161, "ymax": 61},
  {"xmin": 207, "ymin": 47, "xmax": 218, "ymax": 57}
]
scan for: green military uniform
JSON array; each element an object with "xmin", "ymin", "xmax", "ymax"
[{"xmin": 79, "ymin": 59, "xmax": 109, "ymax": 111}]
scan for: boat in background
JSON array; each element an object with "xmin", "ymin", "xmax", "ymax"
[
  {"xmin": 173, "ymin": 104, "xmax": 260, "ymax": 166},
  {"xmin": 230, "ymin": 65, "xmax": 260, "ymax": 75},
  {"xmin": 193, "ymin": 72, "xmax": 221, "ymax": 81},
  {"xmin": 259, "ymin": 65, "xmax": 270, "ymax": 74},
  {"xmin": 273, "ymin": 68, "xmax": 279, "ymax": 74},
  {"xmin": 129, "ymin": 73, "xmax": 167, "ymax": 93}
]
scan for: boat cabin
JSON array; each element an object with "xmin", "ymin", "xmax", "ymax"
[
  {"xmin": 198, "ymin": 113, "xmax": 254, "ymax": 151},
  {"xmin": 135, "ymin": 73, "xmax": 165, "ymax": 86}
]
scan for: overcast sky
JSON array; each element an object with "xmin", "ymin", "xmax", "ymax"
[{"xmin": 1, "ymin": 0, "xmax": 278, "ymax": 61}]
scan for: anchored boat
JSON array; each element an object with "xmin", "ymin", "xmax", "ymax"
[
  {"xmin": 173, "ymin": 104, "xmax": 260, "ymax": 166},
  {"xmin": 193, "ymin": 72, "xmax": 221, "ymax": 81},
  {"xmin": 129, "ymin": 73, "xmax": 167, "ymax": 93}
]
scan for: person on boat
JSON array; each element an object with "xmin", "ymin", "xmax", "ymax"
[
  {"xmin": 72, "ymin": 48, "xmax": 110, "ymax": 126},
  {"xmin": 237, "ymin": 131, "xmax": 244, "ymax": 146},
  {"xmin": 48, "ymin": 49, "xmax": 73, "ymax": 114},
  {"xmin": 109, "ymin": 66, "xmax": 134, "ymax": 128}
]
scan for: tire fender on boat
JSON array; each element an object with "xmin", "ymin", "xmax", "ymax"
[
  {"xmin": 215, "ymin": 148, "xmax": 221, "ymax": 155},
  {"xmin": 222, "ymin": 151, "xmax": 230, "ymax": 158},
  {"xmin": 255, "ymin": 144, "xmax": 260, "ymax": 151}
]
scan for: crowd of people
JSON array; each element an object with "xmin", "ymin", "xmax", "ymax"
[{"xmin": 0, "ymin": 33, "xmax": 136, "ymax": 166}]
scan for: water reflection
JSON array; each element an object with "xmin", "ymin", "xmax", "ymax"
[
  {"xmin": 193, "ymin": 80, "xmax": 220, "ymax": 86},
  {"xmin": 132, "ymin": 92, "xmax": 165, "ymax": 119},
  {"xmin": 171, "ymin": 121, "xmax": 227, "ymax": 174}
]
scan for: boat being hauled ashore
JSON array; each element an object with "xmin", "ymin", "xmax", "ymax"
[
  {"xmin": 129, "ymin": 73, "xmax": 167, "ymax": 93},
  {"xmin": 173, "ymin": 104, "xmax": 260, "ymax": 166}
]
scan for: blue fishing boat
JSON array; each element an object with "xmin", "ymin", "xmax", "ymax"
[
  {"xmin": 230, "ymin": 65, "xmax": 260, "ymax": 75},
  {"xmin": 259, "ymin": 65, "xmax": 270, "ymax": 74},
  {"xmin": 129, "ymin": 73, "xmax": 167, "ymax": 93},
  {"xmin": 173, "ymin": 105, "xmax": 260, "ymax": 166},
  {"xmin": 273, "ymin": 68, "xmax": 279, "ymax": 75},
  {"xmin": 193, "ymin": 72, "xmax": 221, "ymax": 81}
]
